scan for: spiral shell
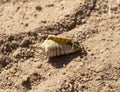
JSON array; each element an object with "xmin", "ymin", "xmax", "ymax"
[{"xmin": 40, "ymin": 35, "xmax": 83, "ymax": 57}]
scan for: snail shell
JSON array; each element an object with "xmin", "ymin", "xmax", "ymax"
[{"xmin": 40, "ymin": 35, "xmax": 83, "ymax": 57}]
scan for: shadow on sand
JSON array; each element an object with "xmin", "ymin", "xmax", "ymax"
[{"xmin": 48, "ymin": 49, "xmax": 87, "ymax": 68}]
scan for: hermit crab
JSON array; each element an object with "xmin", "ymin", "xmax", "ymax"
[{"xmin": 40, "ymin": 35, "xmax": 83, "ymax": 57}]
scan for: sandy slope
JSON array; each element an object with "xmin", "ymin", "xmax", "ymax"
[{"xmin": 0, "ymin": 0, "xmax": 120, "ymax": 92}]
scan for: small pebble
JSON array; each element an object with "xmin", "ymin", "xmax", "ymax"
[
  {"xmin": 7, "ymin": 82, "xmax": 12, "ymax": 86},
  {"xmin": 100, "ymin": 49, "xmax": 104, "ymax": 53},
  {"xmin": 112, "ymin": 43, "xmax": 116, "ymax": 48},
  {"xmin": 35, "ymin": 5, "xmax": 42, "ymax": 11},
  {"xmin": 36, "ymin": 64, "xmax": 42, "ymax": 68},
  {"xmin": 47, "ymin": 72, "xmax": 51, "ymax": 76},
  {"xmin": 45, "ymin": 4, "xmax": 54, "ymax": 7},
  {"xmin": 57, "ymin": 80, "xmax": 60, "ymax": 84}
]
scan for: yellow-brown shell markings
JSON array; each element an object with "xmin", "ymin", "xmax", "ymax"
[{"xmin": 40, "ymin": 35, "xmax": 83, "ymax": 57}]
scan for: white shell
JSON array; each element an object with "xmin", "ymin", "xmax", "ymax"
[{"xmin": 40, "ymin": 35, "xmax": 83, "ymax": 57}]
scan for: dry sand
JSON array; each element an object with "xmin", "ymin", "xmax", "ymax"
[{"xmin": 0, "ymin": 0, "xmax": 120, "ymax": 92}]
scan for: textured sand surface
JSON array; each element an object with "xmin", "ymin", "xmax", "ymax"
[{"xmin": 0, "ymin": 0, "xmax": 120, "ymax": 92}]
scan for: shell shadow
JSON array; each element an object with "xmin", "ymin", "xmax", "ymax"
[{"xmin": 48, "ymin": 49, "xmax": 87, "ymax": 68}]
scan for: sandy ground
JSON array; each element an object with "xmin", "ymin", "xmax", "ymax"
[{"xmin": 0, "ymin": 0, "xmax": 120, "ymax": 92}]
